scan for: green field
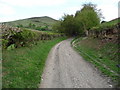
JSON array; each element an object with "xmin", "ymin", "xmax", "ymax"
[
  {"xmin": 4, "ymin": 16, "xmax": 58, "ymax": 30},
  {"xmin": 2, "ymin": 37, "xmax": 66, "ymax": 88}
]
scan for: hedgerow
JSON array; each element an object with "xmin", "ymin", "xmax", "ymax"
[
  {"xmin": 1, "ymin": 24, "xmax": 64, "ymax": 49},
  {"xmin": 88, "ymin": 18, "xmax": 119, "ymax": 38}
]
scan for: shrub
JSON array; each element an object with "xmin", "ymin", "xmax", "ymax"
[{"xmin": 1, "ymin": 24, "xmax": 64, "ymax": 49}]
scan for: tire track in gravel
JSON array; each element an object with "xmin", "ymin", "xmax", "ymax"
[{"xmin": 39, "ymin": 38, "xmax": 112, "ymax": 88}]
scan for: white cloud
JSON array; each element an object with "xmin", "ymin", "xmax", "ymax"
[
  {"xmin": 0, "ymin": 17, "xmax": 14, "ymax": 22},
  {"xmin": 65, "ymin": 6, "xmax": 82, "ymax": 15},
  {"xmin": 76, "ymin": 0, "xmax": 119, "ymax": 4},
  {"xmin": 0, "ymin": 0, "xmax": 119, "ymax": 22},
  {"xmin": 75, "ymin": 0, "xmax": 119, "ymax": 21},
  {"xmin": 119, "ymin": 1, "xmax": 120, "ymax": 17},
  {"xmin": 0, "ymin": 0, "xmax": 67, "ymax": 7},
  {"xmin": 0, "ymin": 3, "xmax": 15, "ymax": 15},
  {"xmin": 98, "ymin": 4, "xmax": 118, "ymax": 21}
]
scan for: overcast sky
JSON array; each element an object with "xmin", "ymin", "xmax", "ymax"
[{"xmin": 0, "ymin": 0, "xmax": 119, "ymax": 22}]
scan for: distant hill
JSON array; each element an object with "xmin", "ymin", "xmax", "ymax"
[{"xmin": 4, "ymin": 16, "xmax": 58, "ymax": 30}]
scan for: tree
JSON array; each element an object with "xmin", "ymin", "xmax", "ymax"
[
  {"xmin": 35, "ymin": 26, "xmax": 41, "ymax": 30},
  {"xmin": 17, "ymin": 24, "xmax": 23, "ymax": 28},
  {"xmin": 75, "ymin": 3, "xmax": 100, "ymax": 33},
  {"xmin": 61, "ymin": 14, "xmax": 80, "ymax": 36},
  {"xmin": 29, "ymin": 23, "xmax": 32, "ymax": 28},
  {"xmin": 32, "ymin": 24, "xmax": 36, "ymax": 28},
  {"xmin": 28, "ymin": 23, "xmax": 36, "ymax": 29},
  {"xmin": 52, "ymin": 21, "xmax": 63, "ymax": 33},
  {"xmin": 52, "ymin": 3, "xmax": 102, "ymax": 36}
]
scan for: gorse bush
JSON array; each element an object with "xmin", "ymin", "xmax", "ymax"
[{"xmin": 1, "ymin": 24, "xmax": 64, "ymax": 49}]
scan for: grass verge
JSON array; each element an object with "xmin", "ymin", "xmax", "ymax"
[
  {"xmin": 71, "ymin": 37, "xmax": 119, "ymax": 86},
  {"xmin": 2, "ymin": 37, "xmax": 66, "ymax": 88}
]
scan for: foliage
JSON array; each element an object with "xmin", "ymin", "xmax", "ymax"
[
  {"xmin": 2, "ymin": 39, "xmax": 8, "ymax": 48},
  {"xmin": 75, "ymin": 3, "xmax": 100, "ymax": 31},
  {"xmin": 72, "ymin": 37, "xmax": 119, "ymax": 84},
  {"xmin": 28, "ymin": 23, "xmax": 36, "ymax": 29},
  {"xmin": 1, "ymin": 24, "xmax": 64, "ymax": 49},
  {"xmin": 52, "ymin": 3, "xmax": 101, "ymax": 36},
  {"xmin": 91, "ymin": 18, "xmax": 120, "ymax": 31},
  {"xmin": 61, "ymin": 14, "xmax": 80, "ymax": 36},
  {"xmin": 2, "ymin": 37, "xmax": 66, "ymax": 88},
  {"xmin": 53, "ymin": 14, "xmax": 82, "ymax": 36},
  {"xmin": 52, "ymin": 21, "xmax": 63, "ymax": 33},
  {"xmin": 35, "ymin": 26, "xmax": 42, "ymax": 30},
  {"xmin": 40, "ymin": 26, "xmax": 48, "ymax": 31},
  {"xmin": 87, "ymin": 18, "xmax": 119, "ymax": 39},
  {"xmin": 17, "ymin": 24, "xmax": 23, "ymax": 28},
  {"xmin": 7, "ymin": 44, "xmax": 15, "ymax": 50},
  {"xmin": 5, "ymin": 16, "xmax": 57, "ymax": 31}
]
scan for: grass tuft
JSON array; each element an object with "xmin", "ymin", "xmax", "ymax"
[
  {"xmin": 72, "ymin": 37, "xmax": 119, "ymax": 86},
  {"xmin": 2, "ymin": 37, "xmax": 66, "ymax": 88}
]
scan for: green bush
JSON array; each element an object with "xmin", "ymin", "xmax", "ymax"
[
  {"xmin": 7, "ymin": 44, "xmax": 15, "ymax": 50},
  {"xmin": 2, "ymin": 39, "xmax": 8, "ymax": 48},
  {"xmin": 1, "ymin": 25, "xmax": 64, "ymax": 49}
]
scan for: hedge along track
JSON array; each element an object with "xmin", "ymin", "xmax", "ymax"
[{"xmin": 71, "ymin": 37, "xmax": 119, "ymax": 79}]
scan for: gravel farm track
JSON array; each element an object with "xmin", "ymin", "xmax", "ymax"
[{"xmin": 39, "ymin": 38, "xmax": 112, "ymax": 88}]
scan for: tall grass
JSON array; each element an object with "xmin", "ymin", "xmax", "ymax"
[
  {"xmin": 72, "ymin": 37, "xmax": 119, "ymax": 85},
  {"xmin": 2, "ymin": 37, "xmax": 66, "ymax": 88}
]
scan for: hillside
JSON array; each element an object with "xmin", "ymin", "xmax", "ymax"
[
  {"xmin": 72, "ymin": 18, "xmax": 119, "ymax": 86},
  {"xmin": 87, "ymin": 17, "xmax": 119, "ymax": 40},
  {"xmin": 3, "ymin": 16, "xmax": 58, "ymax": 30}
]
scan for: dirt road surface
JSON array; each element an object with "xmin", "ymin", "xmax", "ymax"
[{"xmin": 39, "ymin": 39, "xmax": 112, "ymax": 88}]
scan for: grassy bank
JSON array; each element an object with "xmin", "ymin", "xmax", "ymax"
[
  {"xmin": 91, "ymin": 18, "xmax": 120, "ymax": 31},
  {"xmin": 2, "ymin": 37, "xmax": 66, "ymax": 88},
  {"xmin": 72, "ymin": 37, "xmax": 119, "ymax": 86},
  {"xmin": 1, "ymin": 24, "xmax": 64, "ymax": 49}
]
